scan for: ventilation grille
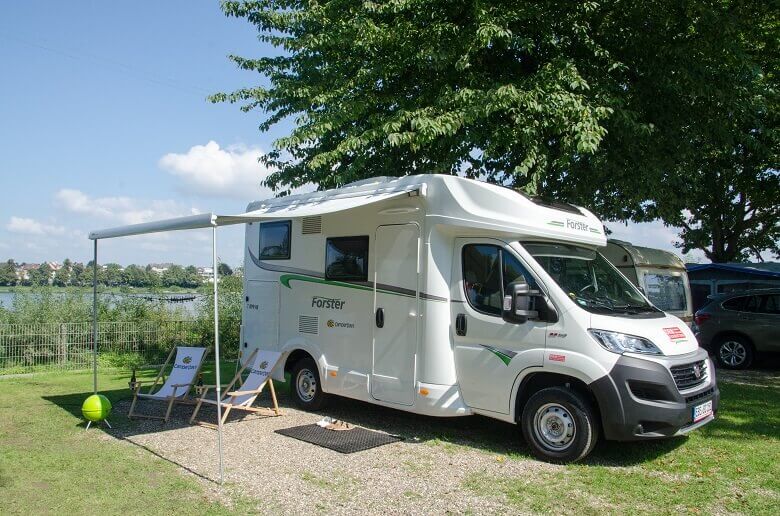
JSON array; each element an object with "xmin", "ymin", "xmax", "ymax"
[
  {"xmin": 301, "ymin": 216, "xmax": 322, "ymax": 235},
  {"xmin": 298, "ymin": 315, "xmax": 319, "ymax": 334}
]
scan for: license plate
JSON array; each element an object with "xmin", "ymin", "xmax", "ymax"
[{"xmin": 692, "ymin": 400, "xmax": 713, "ymax": 422}]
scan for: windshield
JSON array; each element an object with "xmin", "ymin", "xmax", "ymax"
[
  {"xmin": 522, "ymin": 242, "xmax": 658, "ymax": 315},
  {"xmin": 643, "ymin": 273, "xmax": 688, "ymax": 312}
]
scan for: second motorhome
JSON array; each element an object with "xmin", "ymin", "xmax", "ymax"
[
  {"xmin": 603, "ymin": 240, "xmax": 694, "ymax": 325},
  {"xmin": 238, "ymin": 175, "xmax": 718, "ymax": 462}
]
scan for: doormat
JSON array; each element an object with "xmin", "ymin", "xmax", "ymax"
[{"xmin": 275, "ymin": 424, "xmax": 402, "ymax": 453}]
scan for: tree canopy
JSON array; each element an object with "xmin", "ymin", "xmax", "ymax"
[{"xmin": 216, "ymin": 0, "xmax": 778, "ymax": 262}]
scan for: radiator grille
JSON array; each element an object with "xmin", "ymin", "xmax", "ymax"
[
  {"xmin": 670, "ymin": 360, "xmax": 708, "ymax": 390},
  {"xmin": 301, "ymin": 216, "xmax": 322, "ymax": 234},
  {"xmin": 298, "ymin": 315, "xmax": 319, "ymax": 334}
]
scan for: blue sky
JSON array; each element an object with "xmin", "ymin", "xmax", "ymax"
[{"xmin": 0, "ymin": 2, "xmax": 702, "ymax": 266}]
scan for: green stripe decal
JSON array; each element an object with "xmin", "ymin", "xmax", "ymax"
[
  {"xmin": 487, "ymin": 348, "xmax": 513, "ymax": 366},
  {"xmin": 280, "ymin": 274, "xmax": 416, "ymax": 298},
  {"xmin": 480, "ymin": 344, "xmax": 517, "ymax": 366},
  {"xmin": 547, "ymin": 221, "xmax": 565, "ymax": 227}
]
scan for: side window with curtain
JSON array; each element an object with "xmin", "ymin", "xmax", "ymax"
[
  {"xmin": 259, "ymin": 220, "xmax": 291, "ymax": 259},
  {"xmin": 325, "ymin": 236, "xmax": 369, "ymax": 281}
]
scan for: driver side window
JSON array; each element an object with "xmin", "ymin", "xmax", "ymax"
[{"xmin": 462, "ymin": 244, "xmax": 534, "ymax": 316}]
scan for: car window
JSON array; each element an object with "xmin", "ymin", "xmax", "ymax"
[
  {"xmin": 463, "ymin": 245, "xmax": 503, "ymax": 315},
  {"xmin": 758, "ymin": 295, "xmax": 780, "ymax": 315},
  {"xmin": 743, "ymin": 296, "xmax": 761, "ymax": 313},
  {"xmin": 722, "ymin": 296, "xmax": 747, "ymax": 311},
  {"xmin": 462, "ymin": 245, "xmax": 535, "ymax": 316},
  {"xmin": 502, "ymin": 252, "xmax": 536, "ymax": 291}
]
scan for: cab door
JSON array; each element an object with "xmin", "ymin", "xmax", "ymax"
[{"xmin": 451, "ymin": 239, "xmax": 547, "ymax": 415}]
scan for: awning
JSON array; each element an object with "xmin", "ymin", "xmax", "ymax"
[{"xmin": 88, "ymin": 187, "xmax": 417, "ymax": 240}]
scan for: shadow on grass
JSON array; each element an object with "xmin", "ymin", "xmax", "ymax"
[{"xmin": 41, "ymin": 368, "xmax": 778, "ymax": 470}]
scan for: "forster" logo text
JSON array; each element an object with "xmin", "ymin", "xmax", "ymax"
[{"xmin": 312, "ymin": 296, "xmax": 346, "ymax": 310}]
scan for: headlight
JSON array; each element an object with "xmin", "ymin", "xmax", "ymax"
[{"xmin": 589, "ymin": 329, "xmax": 663, "ymax": 355}]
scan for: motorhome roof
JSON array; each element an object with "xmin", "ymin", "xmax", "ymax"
[
  {"xmin": 247, "ymin": 175, "xmax": 606, "ymax": 247},
  {"xmin": 607, "ymin": 239, "xmax": 685, "ymax": 270},
  {"xmin": 89, "ymin": 175, "xmax": 606, "ymax": 247}
]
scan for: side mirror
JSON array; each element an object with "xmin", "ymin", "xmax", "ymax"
[{"xmin": 503, "ymin": 281, "xmax": 539, "ymax": 324}]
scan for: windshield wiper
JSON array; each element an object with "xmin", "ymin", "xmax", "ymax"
[{"xmin": 613, "ymin": 304, "xmax": 659, "ymax": 314}]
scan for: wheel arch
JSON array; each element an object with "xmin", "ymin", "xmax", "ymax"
[
  {"xmin": 512, "ymin": 370, "xmax": 602, "ymax": 426},
  {"xmin": 711, "ymin": 330, "xmax": 755, "ymax": 351}
]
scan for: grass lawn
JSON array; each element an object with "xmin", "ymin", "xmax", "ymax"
[
  {"xmin": 0, "ymin": 365, "xmax": 778, "ymax": 514},
  {"xmin": 0, "ymin": 363, "xmax": 252, "ymax": 515},
  {"xmin": 463, "ymin": 376, "xmax": 780, "ymax": 514}
]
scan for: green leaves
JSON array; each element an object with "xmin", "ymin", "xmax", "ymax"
[{"xmin": 217, "ymin": 0, "xmax": 778, "ymax": 260}]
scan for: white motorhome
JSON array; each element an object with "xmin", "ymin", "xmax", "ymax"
[
  {"xmin": 239, "ymin": 175, "xmax": 718, "ymax": 463},
  {"xmin": 603, "ymin": 240, "xmax": 694, "ymax": 325}
]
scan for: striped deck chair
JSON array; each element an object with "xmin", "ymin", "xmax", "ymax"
[
  {"xmin": 128, "ymin": 346, "xmax": 209, "ymax": 422},
  {"xmin": 189, "ymin": 349, "xmax": 281, "ymax": 427}
]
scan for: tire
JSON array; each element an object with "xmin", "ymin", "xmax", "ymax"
[
  {"xmin": 520, "ymin": 386, "xmax": 599, "ymax": 464},
  {"xmin": 290, "ymin": 357, "xmax": 329, "ymax": 410},
  {"xmin": 714, "ymin": 335, "xmax": 754, "ymax": 370}
]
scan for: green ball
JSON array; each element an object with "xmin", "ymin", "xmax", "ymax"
[{"xmin": 82, "ymin": 394, "xmax": 112, "ymax": 422}]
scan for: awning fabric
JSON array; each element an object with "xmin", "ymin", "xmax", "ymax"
[{"xmin": 88, "ymin": 188, "xmax": 414, "ymax": 240}]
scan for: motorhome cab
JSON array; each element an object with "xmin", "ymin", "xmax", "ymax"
[
  {"xmin": 241, "ymin": 175, "xmax": 719, "ymax": 462},
  {"xmin": 604, "ymin": 240, "xmax": 694, "ymax": 326}
]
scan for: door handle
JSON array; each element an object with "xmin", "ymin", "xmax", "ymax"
[
  {"xmin": 455, "ymin": 313, "xmax": 467, "ymax": 336},
  {"xmin": 375, "ymin": 307, "xmax": 385, "ymax": 328}
]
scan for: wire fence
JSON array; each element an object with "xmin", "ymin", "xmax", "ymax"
[{"xmin": 0, "ymin": 320, "xmax": 202, "ymax": 374}]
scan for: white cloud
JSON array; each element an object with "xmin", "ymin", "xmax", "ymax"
[
  {"xmin": 6, "ymin": 216, "xmax": 65, "ymax": 236},
  {"xmin": 159, "ymin": 140, "xmax": 273, "ymax": 199},
  {"xmin": 55, "ymin": 189, "xmax": 199, "ymax": 226}
]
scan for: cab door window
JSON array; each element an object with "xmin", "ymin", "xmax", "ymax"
[{"xmin": 463, "ymin": 245, "xmax": 534, "ymax": 316}]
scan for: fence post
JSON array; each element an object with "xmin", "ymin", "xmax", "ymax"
[{"xmin": 59, "ymin": 323, "xmax": 68, "ymax": 365}]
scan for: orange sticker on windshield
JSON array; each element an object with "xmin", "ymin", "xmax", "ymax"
[{"xmin": 663, "ymin": 327, "xmax": 686, "ymax": 341}]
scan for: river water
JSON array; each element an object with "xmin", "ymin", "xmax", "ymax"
[{"xmin": 0, "ymin": 291, "xmax": 201, "ymax": 315}]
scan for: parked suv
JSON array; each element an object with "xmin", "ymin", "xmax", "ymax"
[{"xmin": 694, "ymin": 288, "xmax": 780, "ymax": 369}]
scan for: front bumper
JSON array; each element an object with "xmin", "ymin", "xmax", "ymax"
[{"xmin": 590, "ymin": 347, "xmax": 719, "ymax": 441}]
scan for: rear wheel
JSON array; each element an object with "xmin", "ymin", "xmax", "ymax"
[
  {"xmin": 714, "ymin": 335, "xmax": 753, "ymax": 369},
  {"xmin": 521, "ymin": 386, "xmax": 599, "ymax": 464},
  {"xmin": 290, "ymin": 357, "xmax": 329, "ymax": 410}
]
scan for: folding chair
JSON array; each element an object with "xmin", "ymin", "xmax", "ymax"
[
  {"xmin": 128, "ymin": 346, "xmax": 209, "ymax": 422},
  {"xmin": 190, "ymin": 349, "xmax": 282, "ymax": 427}
]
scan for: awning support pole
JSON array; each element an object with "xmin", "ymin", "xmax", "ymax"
[
  {"xmin": 92, "ymin": 239, "xmax": 98, "ymax": 394},
  {"xmin": 212, "ymin": 226, "xmax": 224, "ymax": 485}
]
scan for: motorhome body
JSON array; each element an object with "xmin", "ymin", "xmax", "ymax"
[
  {"xmin": 239, "ymin": 175, "xmax": 718, "ymax": 462},
  {"xmin": 603, "ymin": 240, "xmax": 694, "ymax": 325}
]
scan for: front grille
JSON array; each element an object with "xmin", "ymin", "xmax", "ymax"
[
  {"xmin": 670, "ymin": 360, "xmax": 708, "ymax": 390},
  {"xmin": 685, "ymin": 387, "xmax": 714, "ymax": 404}
]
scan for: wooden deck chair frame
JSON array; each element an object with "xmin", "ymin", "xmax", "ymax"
[
  {"xmin": 189, "ymin": 349, "xmax": 281, "ymax": 428},
  {"xmin": 128, "ymin": 346, "xmax": 210, "ymax": 422}
]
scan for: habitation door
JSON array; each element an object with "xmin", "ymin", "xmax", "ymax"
[{"xmin": 371, "ymin": 223, "xmax": 420, "ymax": 406}]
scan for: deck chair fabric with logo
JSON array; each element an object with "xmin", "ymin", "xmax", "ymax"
[
  {"xmin": 128, "ymin": 346, "xmax": 209, "ymax": 422},
  {"xmin": 189, "ymin": 349, "xmax": 282, "ymax": 427}
]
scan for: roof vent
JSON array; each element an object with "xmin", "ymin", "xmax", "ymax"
[
  {"xmin": 301, "ymin": 216, "xmax": 322, "ymax": 235},
  {"xmin": 298, "ymin": 315, "xmax": 319, "ymax": 334}
]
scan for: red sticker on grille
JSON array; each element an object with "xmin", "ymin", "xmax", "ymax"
[{"xmin": 663, "ymin": 327, "xmax": 686, "ymax": 341}]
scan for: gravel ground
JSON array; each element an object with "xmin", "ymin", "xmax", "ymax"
[{"xmin": 103, "ymin": 388, "xmax": 557, "ymax": 515}]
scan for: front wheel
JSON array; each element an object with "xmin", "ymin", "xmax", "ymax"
[
  {"xmin": 520, "ymin": 386, "xmax": 599, "ymax": 464},
  {"xmin": 290, "ymin": 357, "xmax": 329, "ymax": 410}
]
